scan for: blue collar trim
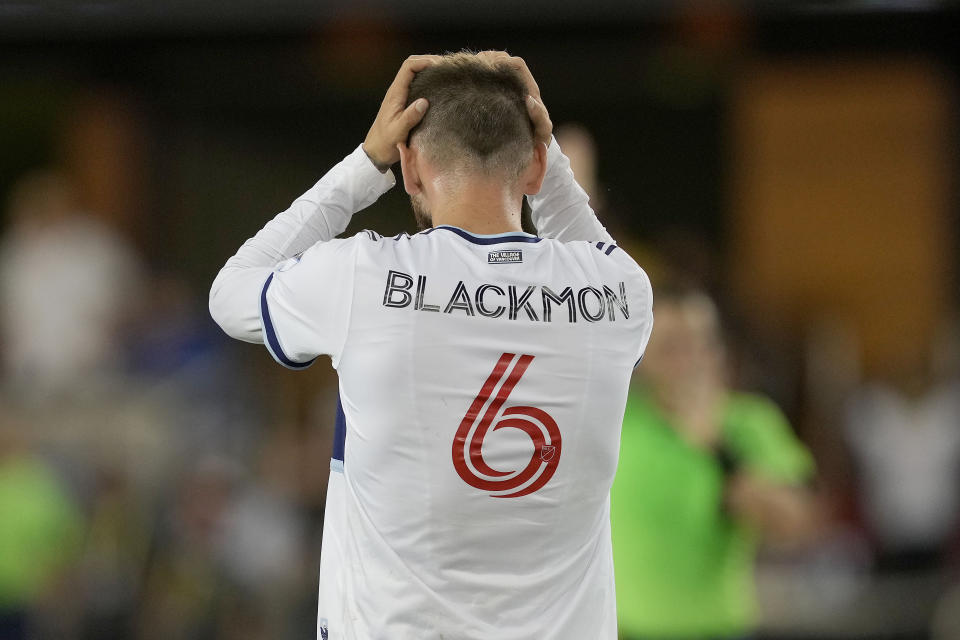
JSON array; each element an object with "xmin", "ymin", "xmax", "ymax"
[{"xmin": 433, "ymin": 225, "xmax": 541, "ymax": 245}]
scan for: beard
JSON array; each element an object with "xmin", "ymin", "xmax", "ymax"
[{"xmin": 410, "ymin": 193, "xmax": 432, "ymax": 230}]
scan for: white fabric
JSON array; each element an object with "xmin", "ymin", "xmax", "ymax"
[
  {"xmin": 845, "ymin": 381, "xmax": 960, "ymax": 550},
  {"xmin": 528, "ymin": 136, "xmax": 615, "ymax": 244},
  {"xmin": 209, "ymin": 144, "xmax": 396, "ymax": 344},
  {"xmin": 210, "ymin": 140, "xmax": 653, "ymax": 640}
]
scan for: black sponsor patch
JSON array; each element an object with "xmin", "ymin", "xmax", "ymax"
[{"xmin": 487, "ymin": 250, "xmax": 523, "ymax": 264}]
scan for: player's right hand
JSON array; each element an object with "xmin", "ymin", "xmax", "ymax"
[
  {"xmin": 525, "ymin": 93, "xmax": 553, "ymax": 148},
  {"xmin": 363, "ymin": 55, "xmax": 442, "ymax": 172}
]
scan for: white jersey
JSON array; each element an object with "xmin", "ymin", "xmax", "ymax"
[{"xmin": 210, "ymin": 139, "xmax": 653, "ymax": 640}]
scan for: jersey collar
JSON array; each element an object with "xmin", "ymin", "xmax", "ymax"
[{"xmin": 431, "ymin": 225, "xmax": 541, "ymax": 245}]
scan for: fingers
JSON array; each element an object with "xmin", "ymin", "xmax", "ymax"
[
  {"xmin": 389, "ymin": 54, "xmax": 442, "ymax": 94},
  {"xmin": 404, "ymin": 54, "xmax": 443, "ymax": 73},
  {"xmin": 366, "ymin": 51, "xmax": 549, "ymax": 170},
  {"xmin": 508, "ymin": 57, "xmax": 541, "ymax": 101},
  {"xmin": 401, "ymin": 98, "xmax": 429, "ymax": 130},
  {"xmin": 363, "ymin": 56, "xmax": 439, "ymax": 169},
  {"xmin": 525, "ymin": 94, "xmax": 552, "ymax": 144},
  {"xmin": 477, "ymin": 50, "xmax": 549, "ymax": 142},
  {"xmin": 476, "ymin": 50, "xmax": 511, "ymax": 63},
  {"xmin": 477, "ymin": 51, "xmax": 542, "ymax": 101}
]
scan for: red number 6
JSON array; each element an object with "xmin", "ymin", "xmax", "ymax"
[{"xmin": 452, "ymin": 353, "xmax": 562, "ymax": 498}]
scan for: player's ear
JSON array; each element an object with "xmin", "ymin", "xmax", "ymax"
[
  {"xmin": 398, "ymin": 142, "xmax": 423, "ymax": 196},
  {"xmin": 522, "ymin": 141, "xmax": 548, "ymax": 196}
]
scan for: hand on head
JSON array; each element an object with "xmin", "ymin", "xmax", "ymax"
[
  {"xmin": 363, "ymin": 55, "xmax": 442, "ymax": 172},
  {"xmin": 474, "ymin": 51, "xmax": 553, "ymax": 146},
  {"xmin": 363, "ymin": 52, "xmax": 552, "ymax": 173}
]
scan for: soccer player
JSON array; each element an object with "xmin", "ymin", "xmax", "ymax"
[{"xmin": 209, "ymin": 51, "xmax": 653, "ymax": 639}]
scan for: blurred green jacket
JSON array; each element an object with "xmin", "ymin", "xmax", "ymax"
[
  {"xmin": 0, "ymin": 453, "xmax": 83, "ymax": 611},
  {"xmin": 611, "ymin": 390, "xmax": 813, "ymax": 638}
]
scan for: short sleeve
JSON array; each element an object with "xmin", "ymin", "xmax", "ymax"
[
  {"xmin": 724, "ymin": 394, "xmax": 815, "ymax": 486},
  {"xmin": 259, "ymin": 237, "xmax": 358, "ymax": 369}
]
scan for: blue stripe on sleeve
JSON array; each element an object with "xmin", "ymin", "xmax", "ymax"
[
  {"xmin": 333, "ymin": 395, "xmax": 346, "ymax": 463},
  {"xmin": 260, "ymin": 272, "xmax": 316, "ymax": 370}
]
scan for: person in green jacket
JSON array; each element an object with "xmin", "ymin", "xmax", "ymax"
[
  {"xmin": 611, "ymin": 289, "xmax": 817, "ymax": 640},
  {"xmin": 0, "ymin": 423, "xmax": 83, "ymax": 639}
]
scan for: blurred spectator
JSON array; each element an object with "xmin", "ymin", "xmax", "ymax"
[
  {"xmin": 0, "ymin": 170, "xmax": 143, "ymax": 401},
  {"xmin": 138, "ymin": 448, "xmax": 307, "ymax": 640},
  {"xmin": 217, "ymin": 426, "xmax": 307, "ymax": 602},
  {"xmin": 843, "ymin": 340, "xmax": 960, "ymax": 573},
  {"xmin": 932, "ymin": 581, "xmax": 960, "ymax": 640},
  {"xmin": 123, "ymin": 271, "xmax": 255, "ymax": 465},
  {"xmin": 138, "ymin": 456, "xmax": 239, "ymax": 640},
  {"xmin": 611, "ymin": 289, "xmax": 818, "ymax": 639},
  {"xmin": 0, "ymin": 417, "xmax": 84, "ymax": 640},
  {"xmin": 125, "ymin": 273, "xmax": 225, "ymax": 383},
  {"xmin": 554, "ymin": 124, "xmax": 602, "ymax": 211},
  {"xmin": 553, "ymin": 122, "xmax": 666, "ymax": 287},
  {"xmin": 77, "ymin": 464, "xmax": 151, "ymax": 639}
]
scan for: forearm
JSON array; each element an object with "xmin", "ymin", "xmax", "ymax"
[
  {"xmin": 209, "ymin": 144, "xmax": 394, "ymax": 342},
  {"xmin": 727, "ymin": 473, "xmax": 820, "ymax": 543},
  {"xmin": 527, "ymin": 137, "xmax": 614, "ymax": 244}
]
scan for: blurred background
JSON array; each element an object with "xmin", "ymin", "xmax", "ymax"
[{"xmin": 0, "ymin": 1, "xmax": 958, "ymax": 638}]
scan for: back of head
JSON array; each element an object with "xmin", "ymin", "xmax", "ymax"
[{"xmin": 406, "ymin": 52, "xmax": 534, "ymax": 180}]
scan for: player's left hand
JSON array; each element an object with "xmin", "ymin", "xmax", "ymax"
[
  {"xmin": 363, "ymin": 55, "xmax": 441, "ymax": 172},
  {"xmin": 475, "ymin": 51, "xmax": 552, "ymax": 146}
]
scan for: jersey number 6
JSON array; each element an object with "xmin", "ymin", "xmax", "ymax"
[{"xmin": 452, "ymin": 353, "xmax": 562, "ymax": 498}]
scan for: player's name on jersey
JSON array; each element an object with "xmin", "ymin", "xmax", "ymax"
[{"xmin": 382, "ymin": 269, "xmax": 631, "ymax": 323}]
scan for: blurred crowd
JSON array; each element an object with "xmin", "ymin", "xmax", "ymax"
[
  {"xmin": 0, "ymin": 73, "xmax": 958, "ymax": 640},
  {"xmin": 562, "ymin": 125, "xmax": 960, "ymax": 640},
  {"xmin": 0, "ymin": 166, "xmax": 336, "ymax": 639}
]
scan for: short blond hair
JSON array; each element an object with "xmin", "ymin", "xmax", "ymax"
[{"xmin": 406, "ymin": 51, "xmax": 534, "ymax": 180}]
